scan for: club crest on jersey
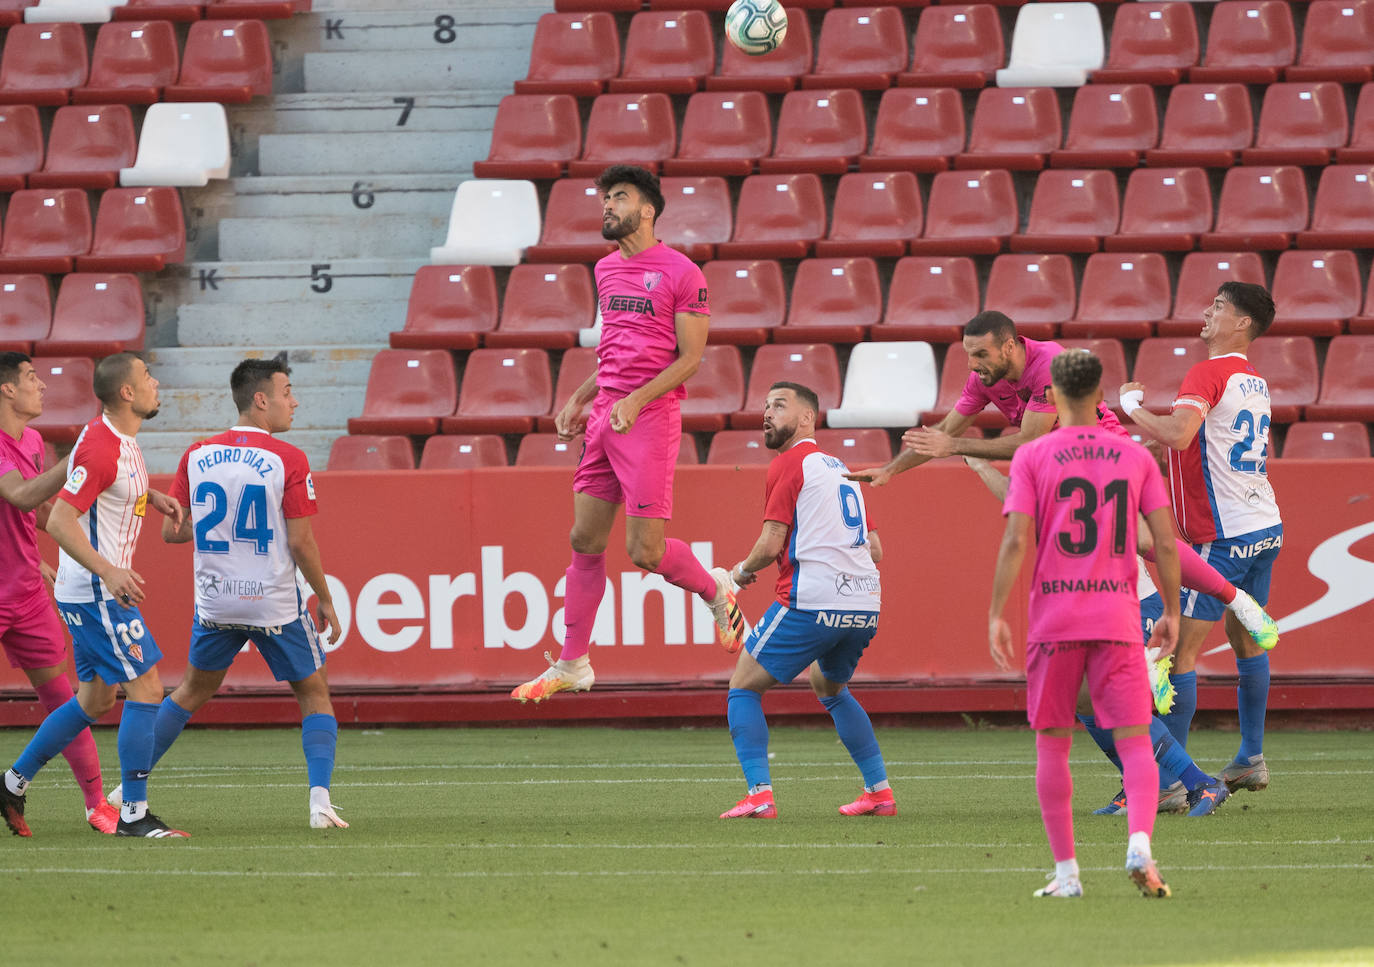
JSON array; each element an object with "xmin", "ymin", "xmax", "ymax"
[
  {"xmin": 306, "ymin": 472, "xmax": 316, "ymax": 501},
  {"xmin": 128, "ymin": 643, "xmax": 143, "ymax": 662},
  {"xmin": 63, "ymin": 465, "xmax": 88, "ymax": 495},
  {"xmin": 642, "ymin": 271, "xmax": 663, "ymax": 292}
]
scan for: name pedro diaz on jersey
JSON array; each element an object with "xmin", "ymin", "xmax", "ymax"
[{"xmin": 195, "ymin": 445, "xmax": 276, "ymax": 478}]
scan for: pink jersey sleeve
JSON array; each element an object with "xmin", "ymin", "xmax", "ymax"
[
  {"xmin": 675, "ymin": 260, "xmax": 710, "ymax": 316},
  {"xmin": 1138, "ymin": 451, "xmax": 1170, "ymax": 516},
  {"xmin": 1002, "ymin": 447, "xmax": 1038, "ymax": 518},
  {"xmin": 1020, "ymin": 346, "xmax": 1056, "ymax": 414},
  {"xmin": 58, "ymin": 427, "xmax": 119, "ymax": 514},
  {"xmin": 281, "ymin": 447, "xmax": 318, "ymax": 519},
  {"xmin": 1172, "ymin": 359, "xmax": 1227, "ymax": 416},
  {"xmin": 955, "ymin": 372, "xmax": 991, "ymax": 416}
]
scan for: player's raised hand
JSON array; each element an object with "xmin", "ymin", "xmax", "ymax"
[
  {"xmin": 904, "ymin": 426, "xmax": 955, "ymax": 458},
  {"xmin": 104, "ymin": 567, "xmax": 146, "ymax": 605},
  {"xmin": 843, "ymin": 466, "xmax": 893, "ymax": 487},
  {"xmin": 553, "ymin": 399, "xmax": 588, "ymax": 441},
  {"xmin": 318, "ymin": 600, "xmax": 342, "ymax": 644},
  {"xmin": 988, "ymin": 616, "xmax": 1015, "ymax": 672},
  {"xmin": 1150, "ymin": 613, "xmax": 1179, "ymax": 659},
  {"xmin": 40, "ymin": 560, "xmax": 56, "ymax": 594},
  {"xmin": 609, "ymin": 395, "xmax": 643, "ymax": 434}
]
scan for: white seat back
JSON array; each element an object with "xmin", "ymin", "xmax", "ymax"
[{"xmin": 827, "ymin": 341, "xmax": 938, "ymax": 428}]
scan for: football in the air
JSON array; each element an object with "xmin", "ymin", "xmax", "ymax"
[{"xmin": 724, "ymin": 0, "xmax": 789, "ymax": 56}]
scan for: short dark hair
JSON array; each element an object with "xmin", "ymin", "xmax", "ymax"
[
  {"xmin": 1217, "ymin": 281, "xmax": 1275, "ymax": 339},
  {"xmin": 93, "ymin": 352, "xmax": 144, "ymax": 406},
  {"xmin": 963, "ymin": 310, "xmax": 1018, "ymax": 343},
  {"xmin": 595, "ymin": 165, "xmax": 665, "ymax": 222},
  {"xmin": 0, "ymin": 351, "xmax": 31, "ymax": 387},
  {"xmin": 231, "ymin": 356, "xmax": 291, "ymax": 413},
  {"xmin": 770, "ymin": 380, "xmax": 820, "ymax": 414},
  {"xmin": 1050, "ymin": 349, "xmax": 1103, "ymax": 400}
]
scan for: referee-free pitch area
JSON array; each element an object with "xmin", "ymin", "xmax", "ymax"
[{"xmin": 3, "ymin": 724, "xmax": 1371, "ymax": 967}]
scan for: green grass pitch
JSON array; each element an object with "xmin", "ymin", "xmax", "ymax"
[{"xmin": 3, "ymin": 724, "xmax": 1372, "ymax": 967}]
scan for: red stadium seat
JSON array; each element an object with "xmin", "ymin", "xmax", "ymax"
[
  {"xmin": 715, "ymin": 173, "xmax": 826, "ymax": 260},
  {"xmin": 1131, "ymin": 337, "xmax": 1207, "ymax": 413},
  {"xmin": 41, "ymin": 273, "xmax": 143, "ymax": 356},
  {"xmin": 610, "ymin": 10, "xmax": 713, "ymax": 95},
  {"xmin": 1248, "ymin": 335, "xmax": 1319, "ymax": 422},
  {"xmin": 0, "ymin": 275, "xmax": 52, "ymax": 353},
  {"xmin": 899, "ymin": 4, "xmax": 1004, "ymax": 89},
  {"xmin": 390, "ymin": 265, "xmax": 498, "ymax": 351},
  {"xmin": 859, "ymin": 86, "xmax": 964, "ymax": 173},
  {"xmin": 957, "ymin": 86, "xmax": 1061, "ymax": 170},
  {"xmin": 0, "ymin": 1, "xmax": 37, "ymax": 27},
  {"xmin": 1146, "ymin": 83, "xmax": 1253, "ymax": 168},
  {"xmin": 1190, "ymin": 0, "xmax": 1295, "ymax": 84},
  {"xmin": 908, "ymin": 168, "xmax": 1017, "ymax": 256},
  {"xmin": 1242, "ymin": 82, "xmax": 1349, "ymax": 166},
  {"xmin": 1278, "ymin": 421, "xmax": 1371, "ymax": 459},
  {"xmin": 654, "ymin": 176, "xmax": 733, "ymax": 262},
  {"xmin": 164, "ymin": 20, "xmax": 272, "ymax": 103},
  {"xmin": 346, "ymin": 349, "xmax": 457, "ymax": 436},
  {"xmin": 524, "ymin": 179, "xmax": 615, "ymax": 264},
  {"xmin": 326, "ymin": 435, "xmax": 415, "ymax": 471},
  {"xmin": 486, "ymin": 263, "xmax": 595, "ymax": 350},
  {"xmin": 815, "ymin": 171, "xmax": 922, "ymax": 258},
  {"xmin": 76, "ymin": 20, "xmax": 179, "ymax": 105},
  {"xmin": 76, "ymin": 187, "xmax": 184, "ymax": 272},
  {"xmin": 553, "ymin": 0, "xmax": 639, "ymax": 11},
  {"xmin": 1337, "ymin": 82, "xmax": 1374, "ymax": 163},
  {"xmin": 759, "ymin": 88, "xmax": 866, "ymax": 175},
  {"xmin": 701, "ymin": 259, "xmax": 784, "ymax": 345},
  {"xmin": 441, "ymin": 348, "xmax": 553, "ymax": 434},
  {"xmin": 515, "ymin": 12, "xmax": 620, "ymax": 97},
  {"xmin": 29, "ymin": 356, "xmax": 98, "ymax": 443},
  {"xmin": 777, "ymin": 257, "xmax": 881, "ymax": 343},
  {"xmin": 664, "ymin": 91, "xmax": 772, "ymax": 177},
  {"xmin": 1286, "ymin": 0, "xmax": 1374, "ymax": 83},
  {"xmin": 1159, "ymin": 251, "xmax": 1268, "ymax": 336},
  {"xmin": 1268, "ymin": 249, "xmax": 1361, "ymax": 337},
  {"xmin": 1105, "ymin": 167, "xmax": 1212, "ymax": 252},
  {"xmin": 419, "ymin": 434, "xmax": 508, "ymax": 470},
  {"xmin": 1050, "ymin": 84, "xmax": 1158, "ymax": 169},
  {"xmin": 0, "ymin": 188, "xmax": 92, "ymax": 274},
  {"xmin": 1010, "ymin": 169, "xmax": 1119, "ymax": 254},
  {"xmin": 205, "ymin": 0, "xmax": 305, "ymax": 18},
  {"xmin": 1306, "ymin": 335, "xmax": 1374, "ymax": 421},
  {"xmin": 0, "ymin": 23, "xmax": 87, "ymax": 106},
  {"xmin": 472, "ymin": 94, "xmax": 582, "ymax": 181},
  {"xmin": 1055, "ymin": 337, "xmax": 1129, "ymax": 412},
  {"xmin": 680, "ymin": 344, "xmax": 745, "ymax": 432},
  {"xmin": 1091, "ymin": 2, "xmax": 1198, "ymax": 84},
  {"xmin": 929, "ymin": 342, "xmax": 1006, "ymax": 429},
  {"xmin": 537, "ymin": 345, "xmax": 597, "ymax": 432},
  {"xmin": 730, "ymin": 343, "xmax": 841, "ymax": 428},
  {"xmin": 1354, "ymin": 269, "xmax": 1374, "ymax": 334},
  {"xmin": 704, "ymin": 5, "xmax": 812, "ymax": 94},
  {"xmin": 705, "ymin": 429, "xmax": 774, "ymax": 466},
  {"xmin": 805, "ymin": 6, "xmax": 908, "ymax": 90},
  {"xmin": 873, "ymin": 256, "xmax": 978, "ymax": 343},
  {"xmin": 982, "ymin": 254, "xmax": 1075, "ymax": 341},
  {"xmin": 113, "ymin": 0, "xmax": 205, "ymax": 23},
  {"xmin": 29, "ymin": 105, "xmax": 136, "ymax": 191},
  {"xmin": 567, "ymin": 92, "xmax": 677, "ymax": 178},
  {"xmin": 0, "ymin": 105, "xmax": 43, "ymax": 192},
  {"xmin": 814, "ymin": 428, "xmax": 893, "ymax": 466},
  {"xmin": 515, "ymin": 433, "xmax": 582, "ymax": 468},
  {"xmin": 1062, "ymin": 252, "xmax": 1169, "ymax": 340},
  {"xmin": 1296, "ymin": 164, "xmax": 1374, "ymax": 250},
  {"xmin": 1201, "ymin": 165, "xmax": 1308, "ymax": 252}
]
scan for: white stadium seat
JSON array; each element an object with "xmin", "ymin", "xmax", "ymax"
[
  {"xmin": 996, "ymin": 3, "xmax": 1104, "ymax": 88},
  {"xmin": 24, "ymin": 0, "xmax": 125, "ymax": 23},
  {"xmin": 430, "ymin": 180, "xmax": 541, "ymax": 266},
  {"xmin": 120, "ymin": 103, "xmax": 231, "ymax": 188},
  {"xmin": 827, "ymin": 341, "xmax": 938, "ymax": 428}
]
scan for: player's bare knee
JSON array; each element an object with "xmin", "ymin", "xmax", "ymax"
[
  {"xmin": 627, "ymin": 542, "xmax": 663, "ymax": 571},
  {"xmin": 569, "ymin": 528, "xmax": 608, "ymax": 556}
]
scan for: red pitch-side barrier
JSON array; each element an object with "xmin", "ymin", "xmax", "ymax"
[{"xmin": 2, "ymin": 460, "xmax": 1372, "ymax": 724}]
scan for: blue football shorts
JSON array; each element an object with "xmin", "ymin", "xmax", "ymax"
[
  {"xmin": 188, "ymin": 609, "xmax": 326, "ymax": 683},
  {"xmin": 743, "ymin": 601, "xmax": 879, "ymax": 684},
  {"xmin": 1140, "ymin": 523, "xmax": 1283, "ymax": 635},
  {"xmin": 59, "ymin": 598, "xmax": 164, "ymax": 685}
]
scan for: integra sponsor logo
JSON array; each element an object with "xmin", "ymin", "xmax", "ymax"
[
  {"xmin": 603, "ymin": 294, "xmax": 656, "ymax": 316},
  {"xmin": 814, "ymin": 612, "xmax": 879, "ymax": 628}
]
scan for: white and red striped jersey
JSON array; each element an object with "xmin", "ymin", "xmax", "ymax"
[
  {"xmin": 170, "ymin": 426, "xmax": 318, "ymax": 627},
  {"xmin": 764, "ymin": 439, "xmax": 881, "ymax": 612},
  {"xmin": 54, "ymin": 416, "xmax": 149, "ymax": 603},
  {"xmin": 1167, "ymin": 353, "xmax": 1282, "ymax": 543}
]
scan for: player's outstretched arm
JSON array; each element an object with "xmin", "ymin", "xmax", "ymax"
[
  {"xmin": 1142, "ymin": 506, "xmax": 1182, "ymax": 658},
  {"xmin": 730, "ymin": 520, "xmax": 789, "ymax": 588},
  {"xmin": 846, "ymin": 410, "xmax": 978, "ymax": 486},
  {"xmin": 0, "ymin": 454, "xmax": 71, "ymax": 512},
  {"xmin": 1119, "ymin": 381, "xmax": 1203, "ymax": 450},
  {"xmin": 46, "ymin": 499, "xmax": 145, "ymax": 604},
  {"xmin": 907, "ymin": 408, "xmax": 1055, "ymax": 462},
  {"xmin": 609, "ymin": 311, "xmax": 709, "ymax": 434},
  {"xmin": 161, "ymin": 503, "xmax": 193, "ymax": 544},
  {"xmin": 987, "ymin": 512, "xmax": 1031, "ymax": 672},
  {"xmin": 286, "ymin": 515, "xmax": 341, "ymax": 644}
]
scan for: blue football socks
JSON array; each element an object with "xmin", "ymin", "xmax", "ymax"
[
  {"xmin": 150, "ymin": 696, "xmax": 194, "ymax": 768},
  {"xmin": 118, "ymin": 700, "xmax": 159, "ymax": 803},
  {"xmin": 1149, "ymin": 716, "xmax": 1207, "ymax": 790},
  {"xmin": 727, "ymin": 688, "xmax": 770, "ymax": 790},
  {"xmin": 12, "ymin": 696, "xmax": 95, "ymax": 782},
  {"xmin": 301, "ymin": 713, "xmax": 339, "ymax": 789},
  {"xmin": 1163, "ymin": 671, "xmax": 1197, "ymax": 749},
  {"xmin": 1077, "ymin": 714, "xmax": 1124, "ymax": 773},
  {"xmin": 1235, "ymin": 653, "xmax": 1270, "ymax": 763},
  {"xmin": 820, "ymin": 688, "xmax": 886, "ymax": 788}
]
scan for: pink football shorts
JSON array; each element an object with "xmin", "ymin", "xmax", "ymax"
[
  {"xmin": 573, "ymin": 392, "xmax": 680, "ymax": 519},
  {"xmin": 1025, "ymin": 638, "xmax": 1151, "ymax": 730},
  {"xmin": 0, "ymin": 589, "xmax": 68, "ymax": 671}
]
